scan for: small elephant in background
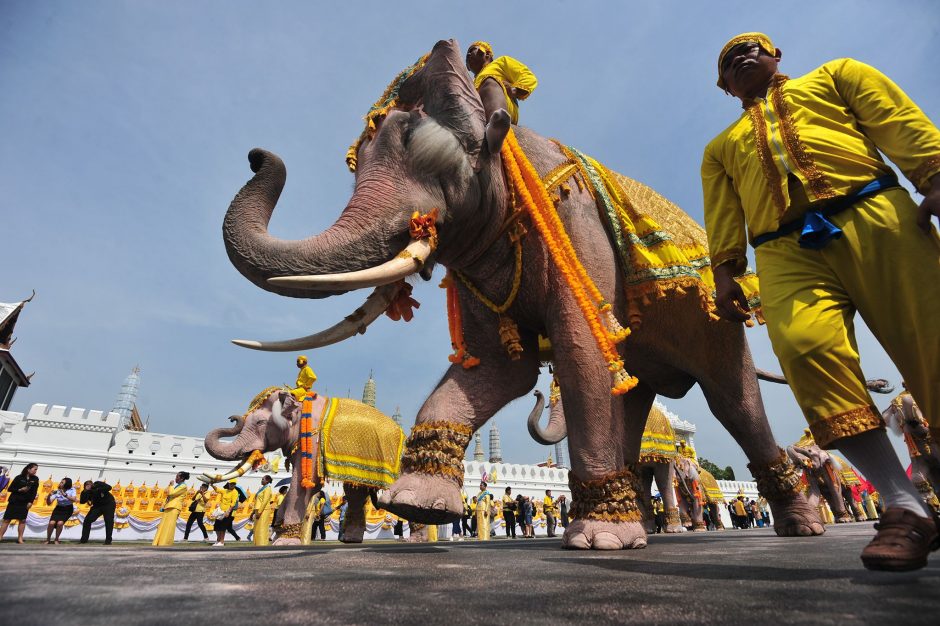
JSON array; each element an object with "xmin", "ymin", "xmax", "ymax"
[{"xmin": 786, "ymin": 442, "xmax": 853, "ymax": 524}]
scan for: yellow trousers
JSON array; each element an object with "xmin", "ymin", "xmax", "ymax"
[
  {"xmin": 253, "ymin": 510, "xmax": 273, "ymax": 546},
  {"xmin": 476, "ymin": 508, "xmax": 490, "ymax": 541},
  {"xmin": 152, "ymin": 510, "xmax": 180, "ymax": 546},
  {"xmin": 426, "ymin": 524, "xmax": 437, "ymax": 542},
  {"xmin": 756, "ymin": 189, "xmax": 940, "ymax": 448}
]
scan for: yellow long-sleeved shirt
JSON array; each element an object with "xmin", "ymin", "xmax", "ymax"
[
  {"xmin": 253, "ymin": 485, "xmax": 272, "ymax": 515},
  {"xmin": 296, "ymin": 365, "xmax": 317, "ymax": 391},
  {"xmin": 543, "ymin": 496, "xmax": 556, "ymax": 514},
  {"xmin": 474, "ymin": 56, "xmax": 538, "ymax": 125},
  {"xmin": 163, "ymin": 483, "xmax": 188, "ymax": 512},
  {"xmin": 702, "ymin": 58, "xmax": 940, "ymax": 272}
]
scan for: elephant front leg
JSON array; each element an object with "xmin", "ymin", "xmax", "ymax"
[
  {"xmin": 378, "ymin": 312, "xmax": 540, "ymax": 524},
  {"xmin": 653, "ymin": 462, "xmax": 683, "ymax": 533},
  {"xmin": 562, "ymin": 376, "xmax": 655, "ymax": 551},
  {"xmin": 340, "ymin": 483, "xmax": 370, "ymax": 544},
  {"xmin": 273, "ymin": 451, "xmax": 316, "ymax": 545}
]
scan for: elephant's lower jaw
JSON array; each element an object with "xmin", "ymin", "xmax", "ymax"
[
  {"xmin": 562, "ymin": 519, "xmax": 648, "ymax": 550},
  {"xmin": 376, "ymin": 472, "xmax": 463, "ymax": 524}
]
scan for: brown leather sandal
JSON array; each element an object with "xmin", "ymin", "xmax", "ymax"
[{"xmin": 860, "ymin": 507, "xmax": 940, "ymax": 572}]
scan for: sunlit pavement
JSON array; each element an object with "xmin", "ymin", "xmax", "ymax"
[{"xmin": 1, "ymin": 523, "xmax": 938, "ymax": 625}]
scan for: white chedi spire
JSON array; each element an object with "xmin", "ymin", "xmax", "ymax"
[
  {"xmin": 112, "ymin": 366, "xmax": 141, "ymax": 430},
  {"xmin": 473, "ymin": 432, "xmax": 485, "ymax": 461},
  {"xmin": 362, "ymin": 370, "xmax": 376, "ymax": 407},
  {"xmin": 489, "ymin": 423, "xmax": 502, "ymax": 463}
]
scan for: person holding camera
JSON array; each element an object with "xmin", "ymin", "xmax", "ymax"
[
  {"xmin": 80, "ymin": 480, "xmax": 116, "ymax": 544},
  {"xmin": 1, "ymin": 463, "xmax": 39, "ymax": 544},
  {"xmin": 45, "ymin": 477, "xmax": 78, "ymax": 544},
  {"xmin": 152, "ymin": 471, "xmax": 190, "ymax": 547}
]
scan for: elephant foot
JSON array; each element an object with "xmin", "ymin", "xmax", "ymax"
[
  {"xmin": 562, "ymin": 519, "xmax": 647, "ymax": 550},
  {"xmin": 749, "ymin": 448, "xmax": 825, "ymax": 537},
  {"xmin": 273, "ymin": 537, "xmax": 301, "ymax": 546},
  {"xmin": 836, "ymin": 515, "xmax": 854, "ymax": 524},
  {"xmin": 769, "ymin": 493, "xmax": 825, "ymax": 537},
  {"xmin": 340, "ymin": 524, "xmax": 365, "ymax": 544},
  {"xmin": 664, "ymin": 524, "xmax": 684, "ymax": 534},
  {"xmin": 376, "ymin": 473, "xmax": 462, "ymax": 524}
]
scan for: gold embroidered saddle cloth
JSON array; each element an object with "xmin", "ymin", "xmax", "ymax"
[{"xmin": 318, "ymin": 397, "xmax": 405, "ymax": 489}]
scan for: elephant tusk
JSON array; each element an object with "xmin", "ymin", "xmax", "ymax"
[
  {"xmin": 266, "ymin": 239, "xmax": 434, "ymax": 291},
  {"xmin": 231, "ymin": 283, "xmax": 400, "ymax": 352},
  {"xmin": 198, "ymin": 451, "xmax": 265, "ymax": 483}
]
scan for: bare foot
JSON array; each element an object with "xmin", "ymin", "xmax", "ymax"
[
  {"xmin": 562, "ymin": 519, "xmax": 648, "ymax": 550},
  {"xmin": 769, "ymin": 493, "xmax": 825, "ymax": 537},
  {"xmin": 376, "ymin": 473, "xmax": 462, "ymax": 524}
]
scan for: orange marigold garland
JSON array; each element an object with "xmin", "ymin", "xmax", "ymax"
[
  {"xmin": 300, "ymin": 393, "xmax": 318, "ymax": 488},
  {"xmin": 502, "ymin": 130, "xmax": 637, "ymax": 395},
  {"xmin": 441, "ymin": 272, "xmax": 480, "ymax": 369}
]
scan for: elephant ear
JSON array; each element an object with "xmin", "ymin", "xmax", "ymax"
[{"xmin": 399, "ymin": 39, "xmax": 486, "ymax": 166}]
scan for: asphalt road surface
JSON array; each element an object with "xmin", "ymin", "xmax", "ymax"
[{"xmin": 1, "ymin": 523, "xmax": 938, "ymax": 625}]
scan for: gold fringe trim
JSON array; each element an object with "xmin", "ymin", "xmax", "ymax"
[
  {"xmin": 400, "ymin": 421, "xmax": 473, "ymax": 485},
  {"xmin": 568, "ymin": 466, "xmax": 642, "ymax": 523},
  {"xmin": 770, "ymin": 75, "xmax": 836, "ymax": 201},
  {"xmin": 809, "ymin": 405, "xmax": 884, "ymax": 449},
  {"xmin": 747, "ymin": 447, "xmax": 802, "ymax": 501},
  {"xmin": 625, "ymin": 275, "xmax": 722, "ymax": 329},
  {"xmin": 910, "ymin": 156, "xmax": 940, "ymax": 194},
  {"xmin": 665, "ymin": 507, "xmax": 681, "ymax": 526},
  {"xmin": 746, "ymin": 102, "xmax": 787, "ymax": 216}
]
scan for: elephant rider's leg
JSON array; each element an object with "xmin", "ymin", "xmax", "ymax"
[
  {"xmin": 558, "ymin": 344, "xmax": 650, "ymax": 551},
  {"xmin": 695, "ymin": 324, "xmax": 824, "ymax": 537},
  {"xmin": 378, "ymin": 302, "xmax": 540, "ymax": 524}
]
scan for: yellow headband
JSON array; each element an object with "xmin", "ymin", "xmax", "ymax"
[
  {"xmin": 716, "ymin": 32, "xmax": 775, "ymax": 89},
  {"xmin": 470, "ymin": 41, "xmax": 493, "ymax": 57}
]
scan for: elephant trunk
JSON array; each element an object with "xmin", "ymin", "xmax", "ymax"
[
  {"xmin": 527, "ymin": 390, "xmax": 567, "ymax": 445},
  {"xmin": 222, "ymin": 148, "xmax": 406, "ymax": 300},
  {"xmin": 204, "ymin": 416, "xmax": 251, "ymax": 461}
]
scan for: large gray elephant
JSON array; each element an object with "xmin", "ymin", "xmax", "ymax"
[
  {"xmin": 201, "ymin": 388, "xmax": 401, "ymax": 544},
  {"xmin": 785, "ymin": 443, "xmax": 853, "ymax": 524},
  {"xmin": 673, "ymin": 456, "xmax": 707, "ymax": 531},
  {"xmin": 221, "ymin": 39, "xmax": 822, "ymax": 550}
]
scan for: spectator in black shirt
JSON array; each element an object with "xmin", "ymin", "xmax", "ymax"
[{"xmin": 80, "ymin": 480, "xmax": 116, "ymax": 545}]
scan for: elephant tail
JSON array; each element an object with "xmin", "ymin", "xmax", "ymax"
[
  {"xmin": 527, "ymin": 390, "xmax": 567, "ymax": 445},
  {"xmin": 757, "ymin": 369, "xmax": 894, "ymax": 394}
]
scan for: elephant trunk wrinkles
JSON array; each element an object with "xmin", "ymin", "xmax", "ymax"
[
  {"xmin": 222, "ymin": 148, "xmax": 402, "ymax": 299},
  {"xmin": 527, "ymin": 391, "xmax": 567, "ymax": 445},
  {"xmin": 204, "ymin": 423, "xmax": 253, "ymax": 461}
]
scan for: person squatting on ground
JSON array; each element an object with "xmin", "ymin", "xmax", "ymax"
[
  {"xmin": 45, "ymin": 477, "xmax": 78, "ymax": 544},
  {"xmin": 1, "ymin": 463, "xmax": 39, "ymax": 544},
  {"xmin": 212, "ymin": 480, "xmax": 240, "ymax": 547},
  {"xmin": 702, "ymin": 32, "xmax": 940, "ymax": 571},
  {"xmin": 152, "ymin": 471, "xmax": 190, "ymax": 547},
  {"xmin": 80, "ymin": 480, "xmax": 116, "ymax": 545},
  {"xmin": 502, "ymin": 487, "xmax": 517, "ymax": 538},
  {"xmin": 184, "ymin": 483, "xmax": 210, "ymax": 542}
]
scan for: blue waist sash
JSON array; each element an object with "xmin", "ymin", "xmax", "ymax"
[{"xmin": 752, "ymin": 175, "xmax": 900, "ymax": 250}]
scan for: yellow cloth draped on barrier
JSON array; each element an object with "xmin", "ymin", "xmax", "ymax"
[
  {"xmin": 639, "ymin": 405, "xmax": 678, "ymax": 464},
  {"xmin": 319, "ymin": 398, "xmax": 405, "ymax": 489}
]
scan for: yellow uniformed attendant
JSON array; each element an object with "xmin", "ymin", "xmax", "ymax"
[
  {"xmin": 153, "ymin": 472, "xmax": 190, "ymax": 547},
  {"xmin": 252, "ymin": 475, "xmax": 274, "ymax": 546},
  {"xmin": 466, "ymin": 41, "xmax": 537, "ymax": 125},
  {"xmin": 475, "ymin": 481, "xmax": 493, "ymax": 541},
  {"xmin": 212, "ymin": 481, "xmax": 241, "ymax": 547},
  {"xmin": 291, "ymin": 355, "xmax": 318, "ymax": 402}
]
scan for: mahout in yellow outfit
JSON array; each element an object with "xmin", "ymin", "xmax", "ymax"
[
  {"xmin": 291, "ymin": 355, "xmax": 317, "ymax": 402},
  {"xmin": 153, "ymin": 472, "xmax": 190, "ymax": 547},
  {"xmin": 703, "ymin": 37, "xmax": 940, "ymax": 449},
  {"xmin": 466, "ymin": 41, "xmax": 537, "ymax": 125}
]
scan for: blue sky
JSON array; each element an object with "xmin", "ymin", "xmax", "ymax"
[{"xmin": 2, "ymin": 1, "xmax": 937, "ymax": 476}]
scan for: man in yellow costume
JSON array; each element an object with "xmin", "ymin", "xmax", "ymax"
[
  {"xmin": 466, "ymin": 41, "xmax": 537, "ymax": 153},
  {"xmin": 251, "ymin": 475, "xmax": 274, "ymax": 546},
  {"xmin": 702, "ymin": 32, "xmax": 940, "ymax": 571},
  {"xmin": 290, "ymin": 355, "xmax": 317, "ymax": 402}
]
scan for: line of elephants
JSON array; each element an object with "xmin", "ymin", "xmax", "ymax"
[{"xmin": 202, "ymin": 39, "xmax": 930, "ymax": 548}]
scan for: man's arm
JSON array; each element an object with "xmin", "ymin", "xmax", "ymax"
[{"xmin": 701, "ymin": 146, "xmax": 751, "ymax": 322}]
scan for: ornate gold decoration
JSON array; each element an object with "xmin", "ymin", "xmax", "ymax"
[
  {"xmin": 400, "ymin": 421, "xmax": 473, "ymax": 485},
  {"xmin": 746, "ymin": 101, "xmax": 787, "ymax": 216},
  {"xmin": 809, "ymin": 405, "xmax": 884, "ymax": 449},
  {"xmin": 747, "ymin": 447, "xmax": 802, "ymax": 501},
  {"xmin": 497, "ymin": 316, "xmax": 523, "ymax": 360},
  {"xmin": 770, "ymin": 76, "xmax": 836, "ymax": 201},
  {"xmin": 568, "ymin": 466, "xmax": 642, "ymax": 523},
  {"xmin": 665, "ymin": 507, "xmax": 681, "ymax": 527},
  {"xmin": 276, "ymin": 522, "xmax": 303, "ymax": 539}
]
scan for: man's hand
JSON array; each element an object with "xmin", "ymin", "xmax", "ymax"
[
  {"xmin": 714, "ymin": 262, "xmax": 752, "ymax": 323},
  {"xmin": 916, "ymin": 173, "xmax": 940, "ymax": 233}
]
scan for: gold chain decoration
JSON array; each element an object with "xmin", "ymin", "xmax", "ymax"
[
  {"xmin": 502, "ymin": 130, "xmax": 636, "ymax": 395},
  {"xmin": 400, "ymin": 421, "xmax": 473, "ymax": 485},
  {"xmin": 568, "ymin": 465, "xmax": 642, "ymax": 523},
  {"xmin": 747, "ymin": 448, "xmax": 803, "ymax": 501}
]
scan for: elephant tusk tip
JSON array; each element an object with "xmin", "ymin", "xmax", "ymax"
[{"xmin": 232, "ymin": 339, "xmax": 262, "ymax": 349}]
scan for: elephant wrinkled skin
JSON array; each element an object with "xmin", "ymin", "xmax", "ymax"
[{"xmin": 221, "ymin": 39, "xmax": 822, "ymax": 549}]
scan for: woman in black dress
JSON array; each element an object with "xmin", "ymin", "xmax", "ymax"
[
  {"xmin": 46, "ymin": 477, "xmax": 78, "ymax": 544},
  {"xmin": 1, "ymin": 463, "xmax": 40, "ymax": 543}
]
